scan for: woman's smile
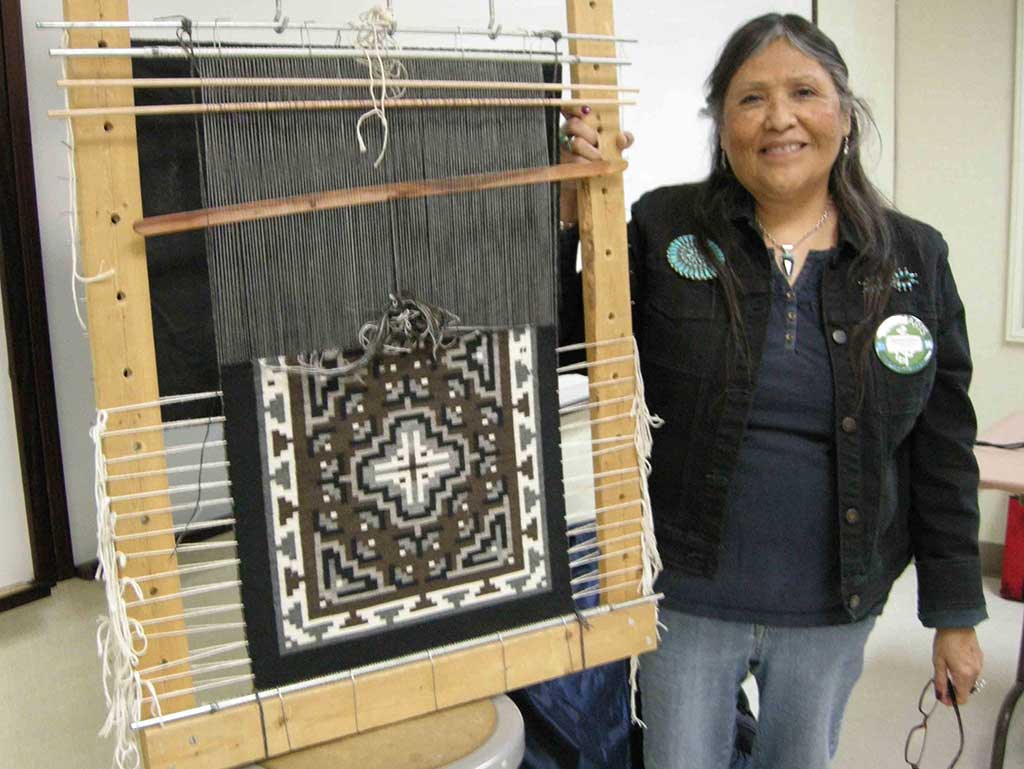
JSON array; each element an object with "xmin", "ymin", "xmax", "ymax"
[{"xmin": 760, "ymin": 141, "xmax": 808, "ymax": 157}]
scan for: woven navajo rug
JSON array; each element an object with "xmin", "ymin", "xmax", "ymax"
[{"xmin": 222, "ymin": 326, "xmax": 571, "ymax": 688}]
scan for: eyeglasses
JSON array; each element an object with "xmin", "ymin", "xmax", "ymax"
[{"xmin": 903, "ymin": 678, "xmax": 964, "ymax": 768}]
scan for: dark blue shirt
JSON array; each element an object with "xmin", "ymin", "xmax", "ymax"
[{"xmin": 660, "ymin": 249, "xmax": 849, "ymax": 626}]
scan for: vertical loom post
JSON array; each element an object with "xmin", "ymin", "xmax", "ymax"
[
  {"xmin": 565, "ymin": 0, "xmax": 641, "ymax": 606},
  {"xmin": 63, "ymin": 0, "xmax": 195, "ymax": 707}
]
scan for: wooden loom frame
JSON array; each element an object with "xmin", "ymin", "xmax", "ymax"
[{"xmin": 63, "ymin": 0, "xmax": 656, "ymax": 767}]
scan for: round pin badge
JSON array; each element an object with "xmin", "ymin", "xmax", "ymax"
[{"xmin": 874, "ymin": 314, "xmax": 934, "ymax": 374}]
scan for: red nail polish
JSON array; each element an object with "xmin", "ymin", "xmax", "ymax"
[{"xmin": 581, "ymin": 105, "xmax": 592, "ymax": 115}]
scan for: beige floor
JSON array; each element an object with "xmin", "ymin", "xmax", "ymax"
[{"xmin": 0, "ymin": 571, "xmax": 1020, "ymax": 769}]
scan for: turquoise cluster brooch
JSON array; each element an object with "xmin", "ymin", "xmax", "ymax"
[
  {"xmin": 891, "ymin": 267, "xmax": 919, "ymax": 293},
  {"xmin": 862, "ymin": 266, "xmax": 920, "ymax": 294},
  {"xmin": 666, "ymin": 235, "xmax": 726, "ymax": 281}
]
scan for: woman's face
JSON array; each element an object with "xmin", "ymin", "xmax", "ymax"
[{"xmin": 720, "ymin": 38, "xmax": 850, "ymax": 208}]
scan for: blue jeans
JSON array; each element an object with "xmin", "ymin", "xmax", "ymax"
[{"xmin": 640, "ymin": 609, "xmax": 876, "ymax": 769}]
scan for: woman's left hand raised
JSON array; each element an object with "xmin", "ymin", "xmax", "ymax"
[
  {"xmin": 932, "ymin": 627, "xmax": 984, "ymax": 706},
  {"xmin": 558, "ymin": 107, "xmax": 634, "ymax": 224},
  {"xmin": 559, "ymin": 106, "xmax": 634, "ymax": 163}
]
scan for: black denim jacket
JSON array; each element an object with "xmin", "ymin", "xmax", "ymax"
[{"xmin": 560, "ymin": 183, "xmax": 987, "ymax": 626}]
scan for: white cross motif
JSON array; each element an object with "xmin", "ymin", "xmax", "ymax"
[{"xmin": 372, "ymin": 424, "xmax": 454, "ymax": 508}]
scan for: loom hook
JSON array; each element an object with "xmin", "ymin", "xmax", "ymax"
[
  {"xmin": 349, "ymin": 670, "xmax": 360, "ymax": 732},
  {"xmin": 487, "ymin": 0, "xmax": 502, "ymax": 40},
  {"xmin": 272, "ymin": 0, "xmax": 290, "ymax": 34},
  {"xmin": 211, "ymin": 17, "xmax": 224, "ymax": 57},
  {"xmin": 301, "ymin": 20, "xmax": 315, "ymax": 58},
  {"xmin": 277, "ymin": 688, "xmax": 293, "ymax": 750},
  {"xmin": 428, "ymin": 650, "xmax": 440, "ymax": 712}
]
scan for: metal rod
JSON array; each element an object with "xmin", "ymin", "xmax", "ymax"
[
  {"xmin": 107, "ymin": 460, "xmax": 229, "ymax": 483},
  {"xmin": 106, "ymin": 441, "xmax": 228, "ymax": 466},
  {"xmin": 50, "ymin": 46, "xmax": 630, "ymax": 66},
  {"xmin": 101, "ymin": 416, "xmax": 225, "ymax": 438},
  {"xmin": 36, "ymin": 19, "xmax": 637, "ymax": 44}
]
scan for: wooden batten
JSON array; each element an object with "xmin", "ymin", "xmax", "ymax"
[
  {"xmin": 138, "ymin": 601, "xmax": 656, "ymax": 769},
  {"xmin": 133, "ymin": 160, "xmax": 627, "ymax": 238},
  {"xmin": 63, "ymin": 0, "xmax": 194, "ymax": 705},
  {"xmin": 565, "ymin": 0, "xmax": 643, "ymax": 606}
]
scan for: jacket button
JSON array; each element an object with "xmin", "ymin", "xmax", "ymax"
[
  {"xmin": 848, "ymin": 594, "xmax": 861, "ymax": 610},
  {"xmin": 841, "ymin": 416, "xmax": 858, "ymax": 433},
  {"xmin": 844, "ymin": 507, "xmax": 860, "ymax": 525},
  {"xmin": 832, "ymin": 329, "xmax": 848, "ymax": 344}
]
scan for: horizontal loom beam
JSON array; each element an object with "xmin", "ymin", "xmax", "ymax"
[
  {"xmin": 134, "ymin": 160, "xmax": 627, "ymax": 238},
  {"xmin": 138, "ymin": 600, "xmax": 658, "ymax": 769},
  {"xmin": 58, "ymin": 76, "xmax": 639, "ymax": 93}
]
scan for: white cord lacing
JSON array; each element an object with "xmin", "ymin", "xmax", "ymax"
[
  {"xmin": 354, "ymin": 6, "xmax": 407, "ymax": 167},
  {"xmin": 93, "ymin": 410, "xmax": 160, "ymax": 769}
]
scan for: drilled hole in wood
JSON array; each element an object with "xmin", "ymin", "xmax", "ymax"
[
  {"xmin": 103, "ymin": 121, "xmax": 114, "ymax": 132},
  {"xmin": 607, "ymin": 312, "xmax": 615, "ymax": 321},
  {"xmin": 132, "ymin": 441, "xmax": 143, "ymax": 452},
  {"xmin": 98, "ymin": 40, "xmax": 108, "ymax": 48},
  {"xmin": 619, "ymin": 493, "xmax": 626, "ymax": 501},
  {"xmin": 605, "ymin": 248, "xmax": 613, "ymax": 257},
  {"xmin": 601, "ymin": 187, "xmax": 608, "ymax": 195},
  {"xmin": 593, "ymin": 64, "xmax": 600, "ymax": 71},
  {"xmin": 110, "ymin": 213, "xmax": 121, "ymax": 225},
  {"xmin": 116, "ymin": 290, "xmax": 126, "ymax": 302},
  {"xmin": 611, "ymin": 372, "xmax": 619, "ymax": 379},
  {"xmin": 122, "ymin": 367, "xmax": 133, "ymax": 379},
  {"xmin": 140, "ymin": 515, "xmax": 150, "ymax": 525},
  {"xmin": 589, "ymin": 0, "xmax": 597, "ymax": 7},
  {"xmin": 148, "ymin": 586, "xmax": 158, "ymax": 596}
]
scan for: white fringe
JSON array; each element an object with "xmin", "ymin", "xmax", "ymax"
[
  {"xmin": 93, "ymin": 410, "xmax": 158, "ymax": 769},
  {"xmin": 628, "ymin": 337, "xmax": 663, "ymax": 726}
]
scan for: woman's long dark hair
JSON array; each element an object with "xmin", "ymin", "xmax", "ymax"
[{"xmin": 694, "ymin": 13, "xmax": 895, "ymax": 395}]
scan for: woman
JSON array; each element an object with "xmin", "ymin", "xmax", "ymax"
[{"xmin": 558, "ymin": 13, "xmax": 986, "ymax": 769}]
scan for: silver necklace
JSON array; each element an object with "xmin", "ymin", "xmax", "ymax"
[{"xmin": 756, "ymin": 206, "xmax": 831, "ymax": 277}]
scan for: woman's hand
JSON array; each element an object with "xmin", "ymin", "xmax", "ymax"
[
  {"xmin": 558, "ymin": 106, "xmax": 635, "ymax": 225},
  {"xmin": 932, "ymin": 627, "xmax": 984, "ymax": 706}
]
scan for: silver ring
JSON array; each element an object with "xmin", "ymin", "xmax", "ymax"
[
  {"xmin": 971, "ymin": 677, "xmax": 987, "ymax": 694},
  {"xmin": 559, "ymin": 131, "xmax": 575, "ymax": 153}
]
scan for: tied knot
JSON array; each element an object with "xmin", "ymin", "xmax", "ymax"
[{"xmin": 358, "ymin": 294, "xmax": 461, "ymax": 360}]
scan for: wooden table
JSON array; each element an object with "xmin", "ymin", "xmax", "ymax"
[{"xmin": 974, "ymin": 412, "xmax": 1024, "ymax": 769}]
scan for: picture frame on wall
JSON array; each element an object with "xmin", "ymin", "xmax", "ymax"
[{"xmin": 1006, "ymin": 0, "xmax": 1024, "ymax": 343}]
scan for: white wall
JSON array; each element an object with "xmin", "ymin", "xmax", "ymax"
[
  {"xmin": 21, "ymin": 0, "xmax": 809, "ymax": 563},
  {"xmin": 816, "ymin": 0, "xmax": 895, "ymax": 201},
  {"xmin": 894, "ymin": 0, "xmax": 1023, "ymax": 546}
]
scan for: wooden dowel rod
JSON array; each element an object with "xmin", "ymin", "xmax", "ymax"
[
  {"xmin": 50, "ymin": 96, "xmax": 633, "ymax": 120},
  {"xmin": 135, "ymin": 160, "xmax": 627, "ymax": 238},
  {"xmin": 58, "ymin": 76, "xmax": 640, "ymax": 93}
]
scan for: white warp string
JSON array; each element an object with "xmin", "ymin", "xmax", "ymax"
[{"xmin": 354, "ymin": 5, "xmax": 407, "ymax": 166}]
